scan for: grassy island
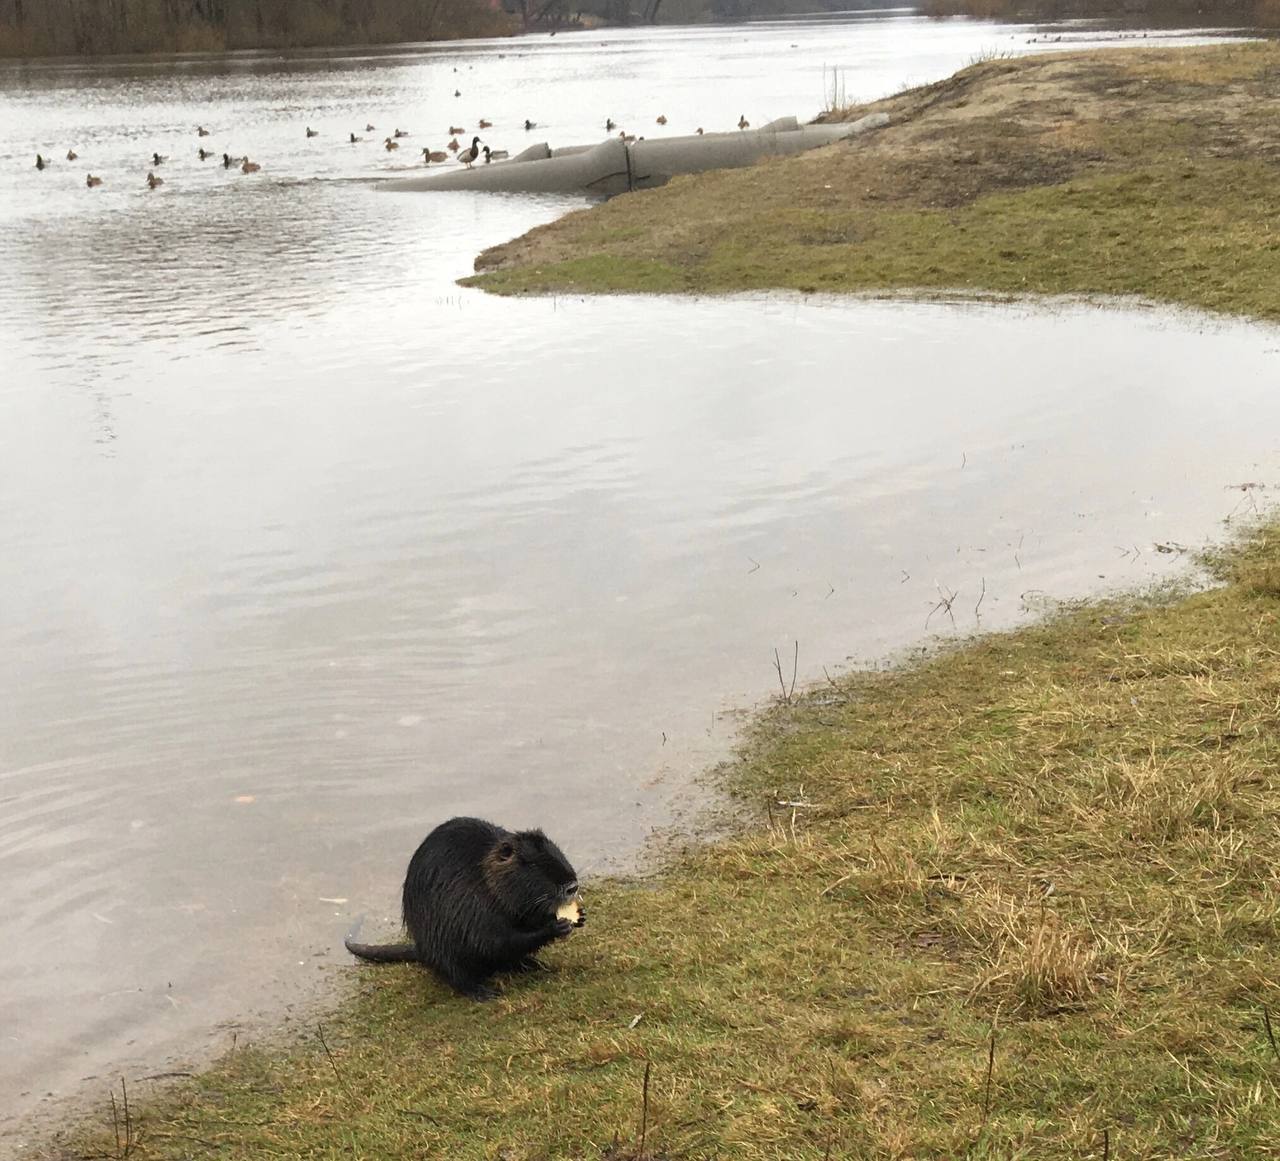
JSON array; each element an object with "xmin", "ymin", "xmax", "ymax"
[{"xmin": 41, "ymin": 42, "xmax": 1280, "ymax": 1161}]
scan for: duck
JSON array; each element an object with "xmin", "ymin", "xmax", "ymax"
[
  {"xmin": 482, "ymin": 145, "xmax": 508, "ymax": 163},
  {"xmin": 605, "ymin": 118, "xmax": 616, "ymax": 131},
  {"xmin": 423, "ymin": 148, "xmax": 449, "ymax": 163},
  {"xmin": 458, "ymin": 136, "xmax": 481, "ymax": 167},
  {"xmin": 198, "ymin": 147, "xmax": 212, "ymax": 160},
  {"xmin": 241, "ymin": 158, "xmax": 260, "ymax": 173},
  {"xmin": 524, "ymin": 119, "xmax": 536, "ymax": 130},
  {"xmin": 478, "ymin": 118, "xmax": 492, "ymax": 129},
  {"xmin": 197, "ymin": 125, "xmax": 211, "ymax": 136},
  {"xmin": 696, "ymin": 127, "xmax": 704, "ymax": 135},
  {"xmin": 393, "ymin": 128, "xmax": 409, "ymax": 138},
  {"xmin": 454, "ymin": 89, "xmax": 461, "ymax": 97},
  {"xmin": 618, "ymin": 130, "xmax": 636, "ymax": 144},
  {"xmin": 365, "ymin": 122, "xmax": 376, "ymax": 132},
  {"xmin": 306, "ymin": 126, "xmax": 319, "ymax": 138},
  {"xmin": 656, "ymin": 114, "xmax": 667, "ymax": 125},
  {"xmin": 66, "ymin": 148, "xmax": 78, "ymax": 161},
  {"xmin": 152, "ymin": 152, "xmax": 167, "ymax": 165},
  {"xmin": 384, "ymin": 137, "xmax": 399, "ymax": 151},
  {"xmin": 737, "ymin": 114, "xmax": 749, "ymax": 130},
  {"xmin": 350, "ymin": 132, "xmax": 361, "ymax": 143},
  {"xmin": 447, "ymin": 136, "xmax": 460, "ymax": 152},
  {"xmin": 222, "ymin": 152, "xmax": 234, "ymax": 167},
  {"xmin": 36, "ymin": 153, "xmax": 47, "ymax": 170},
  {"xmin": 146, "ymin": 171, "xmax": 163, "ymax": 188},
  {"xmin": 449, "ymin": 125, "xmax": 465, "ymax": 136},
  {"xmin": 86, "ymin": 174, "xmax": 102, "ymax": 187}
]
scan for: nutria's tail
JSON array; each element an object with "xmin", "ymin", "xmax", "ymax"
[{"xmin": 345, "ymin": 938, "xmax": 419, "ymax": 963}]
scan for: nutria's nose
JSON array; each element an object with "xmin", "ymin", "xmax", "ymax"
[{"xmin": 564, "ymin": 882, "xmax": 579, "ymax": 898}]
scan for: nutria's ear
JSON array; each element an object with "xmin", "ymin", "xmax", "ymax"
[{"xmin": 496, "ymin": 840, "xmax": 515, "ymax": 862}]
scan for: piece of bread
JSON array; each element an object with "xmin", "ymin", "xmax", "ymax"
[{"xmin": 556, "ymin": 897, "xmax": 585, "ymax": 927}]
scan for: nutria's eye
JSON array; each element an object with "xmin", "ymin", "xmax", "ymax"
[{"xmin": 497, "ymin": 841, "xmax": 515, "ymax": 861}]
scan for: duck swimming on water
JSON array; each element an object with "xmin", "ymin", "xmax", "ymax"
[
  {"xmin": 482, "ymin": 145, "xmax": 508, "ymax": 163},
  {"xmin": 524, "ymin": 119, "xmax": 537, "ymax": 130},
  {"xmin": 241, "ymin": 158, "xmax": 260, "ymax": 173},
  {"xmin": 306, "ymin": 126, "xmax": 319, "ymax": 138},
  {"xmin": 152, "ymin": 152, "xmax": 167, "ymax": 166},
  {"xmin": 737, "ymin": 114, "xmax": 750, "ymax": 130},
  {"xmin": 66, "ymin": 148, "xmax": 78, "ymax": 161},
  {"xmin": 86, "ymin": 174, "xmax": 102, "ymax": 187},
  {"xmin": 146, "ymin": 171, "xmax": 163, "ymax": 188}
]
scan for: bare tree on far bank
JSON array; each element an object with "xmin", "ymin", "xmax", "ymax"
[{"xmin": 0, "ymin": 0, "xmax": 514, "ymax": 57}]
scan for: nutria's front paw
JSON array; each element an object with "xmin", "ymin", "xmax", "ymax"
[
  {"xmin": 552, "ymin": 917, "xmax": 575, "ymax": 939},
  {"xmin": 575, "ymin": 905, "xmax": 587, "ymax": 926}
]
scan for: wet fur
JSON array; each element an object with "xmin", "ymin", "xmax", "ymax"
[{"xmin": 345, "ymin": 816, "xmax": 580, "ymax": 1000}]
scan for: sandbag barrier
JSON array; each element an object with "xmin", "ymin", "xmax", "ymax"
[{"xmin": 380, "ymin": 113, "xmax": 890, "ymax": 197}]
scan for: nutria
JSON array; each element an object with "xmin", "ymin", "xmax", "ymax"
[{"xmin": 345, "ymin": 816, "xmax": 584, "ymax": 1001}]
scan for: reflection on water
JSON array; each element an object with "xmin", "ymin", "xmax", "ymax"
[{"xmin": 0, "ymin": 12, "xmax": 1268, "ymax": 1143}]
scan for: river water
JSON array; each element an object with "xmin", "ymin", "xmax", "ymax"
[{"xmin": 0, "ymin": 11, "xmax": 1271, "ymax": 1143}]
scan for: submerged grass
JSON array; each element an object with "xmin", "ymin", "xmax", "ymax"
[
  {"xmin": 42, "ymin": 521, "xmax": 1280, "ymax": 1158},
  {"xmin": 466, "ymin": 42, "xmax": 1280, "ymax": 317}
]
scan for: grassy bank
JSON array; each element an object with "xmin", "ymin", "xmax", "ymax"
[
  {"xmin": 466, "ymin": 42, "xmax": 1280, "ymax": 319},
  {"xmin": 42, "ymin": 524, "xmax": 1280, "ymax": 1159}
]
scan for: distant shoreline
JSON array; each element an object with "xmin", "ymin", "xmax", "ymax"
[{"xmin": 6, "ymin": 0, "xmax": 1271, "ymax": 63}]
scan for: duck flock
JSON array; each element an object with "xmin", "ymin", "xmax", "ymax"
[{"xmin": 32, "ymin": 111, "xmax": 756, "ymax": 189}]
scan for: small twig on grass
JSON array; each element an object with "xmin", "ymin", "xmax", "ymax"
[
  {"xmin": 110, "ymin": 1077, "xmax": 134, "ymax": 1158},
  {"xmin": 773, "ymin": 642, "xmax": 799, "ymax": 703},
  {"xmin": 1102, "ymin": 1127, "xmax": 1110, "ymax": 1161},
  {"xmin": 1264, "ymin": 1005, "xmax": 1279, "ymax": 1062},
  {"xmin": 974, "ymin": 576, "xmax": 986, "ymax": 625},
  {"xmin": 774, "ymin": 648, "xmax": 789, "ymax": 703},
  {"xmin": 639, "ymin": 1060, "xmax": 652, "ymax": 1159},
  {"xmin": 317, "ymin": 1024, "xmax": 350, "ymax": 1097},
  {"xmin": 979, "ymin": 1021, "xmax": 997, "ymax": 1131},
  {"xmin": 109, "ymin": 1089, "xmax": 120, "ymax": 1158}
]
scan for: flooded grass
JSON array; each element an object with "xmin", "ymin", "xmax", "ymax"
[
  {"xmin": 466, "ymin": 42, "xmax": 1280, "ymax": 319},
  {"xmin": 41, "ymin": 519, "xmax": 1280, "ymax": 1158}
]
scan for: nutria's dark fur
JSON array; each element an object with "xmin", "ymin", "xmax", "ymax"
[{"xmin": 345, "ymin": 816, "xmax": 583, "ymax": 1001}]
